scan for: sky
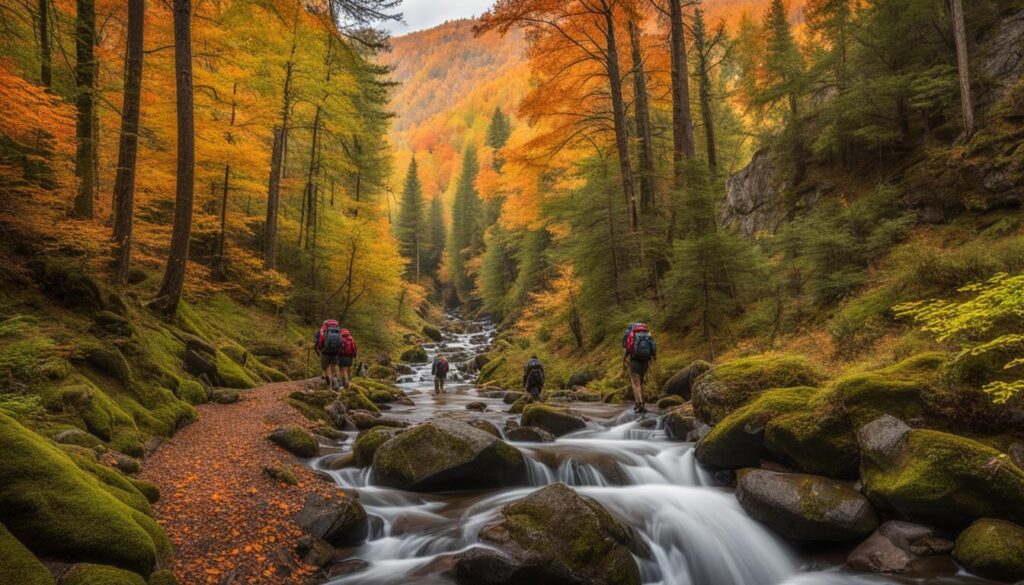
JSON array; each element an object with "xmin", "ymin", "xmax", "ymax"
[{"xmin": 385, "ymin": 0, "xmax": 495, "ymax": 36}]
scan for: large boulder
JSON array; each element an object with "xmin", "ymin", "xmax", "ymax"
[
  {"xmin": 663, "ymin": 408, "xmax": 698, "ymax": 441},
  {"xmin": 267, "ymin": 427, "xmax": 319, "ymax": 458},
  {"xmin": 352, "ymin": 427, "xmax": 404, "ymax": 467},
  {"xmin": 293, "ymin": 493, "xmax": 368, "ymax": 547},
  {"xmin": 453, "ymin": 483, "xmax": 645, "ymax": 585},
  {"xmin": 846, "ymin": 532, "xmax": 915, "ymax": 574},
  {"xmin": 0, "ymin": 524, "xmax": 54, "ymax": 585},
  {"xmin": 858, "ymin": 417, "xmax": 1024, "ymax": 527},
  {"xmin": 372, "ymin": 419, "xmax": 527, "ymax": 491},
  {"xmin": 691, "ymin": 354, "xmax": 822, "ymax": 424},
  {"xmin": 506, "ymin": 426, "xmax": 556, "ymax": 443},
  {"xmin": 400, "ymin": 346, "xmax": 428, "ymax": 363},
  {"xmin": 520, "ymin": 404, "xmax": 586, "ymax": 437},
  {"xmin": 879, "ymin": 520, "xmax": 953, "ymax": 557},
  {"xmin": 833, "ymin": 353, "xmax": 951, "ymax": 430},
  {"xmin": 695, "ymin": 387, "xmax": 813, "ymax": 469},
  {"xmin": 661, "ymin": 360, "xmax": 711, "ymax": 400},
  {"xmin": 764, "ymin": 390, "xmax": 859, "ymax": 479},
  {"xmin": 736, "ymin": 469, "xmax": 878, "ymax": 543},
  {"xmin": 954, "ymin": 518, "xmax": 1024, "ymax": 582}
]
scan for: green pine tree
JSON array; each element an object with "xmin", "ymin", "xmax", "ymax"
[
  {"xmin": 449, "ymin": 145, "xmax": 483, "ymax": 299},
  {"xmin": 485, "ymin": 107, "xmax": 511, "ymax": 171},
  {"xmin": 395, "ymin": 157, "xmax": 426, "ymax": 281},
  {"xmin": 424, "ymin": 194, "xmax": 446, "ymax": 278}
]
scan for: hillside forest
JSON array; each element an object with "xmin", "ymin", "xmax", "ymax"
[{"xmin": 2, "ymin": 0, "xmax": 1024, "ymax": 584}]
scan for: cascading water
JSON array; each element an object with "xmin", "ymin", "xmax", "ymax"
[{"xmin": 312, "ymin": 315, "xmax": 991, "ymax": 585}]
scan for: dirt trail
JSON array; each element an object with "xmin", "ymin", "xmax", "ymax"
[{"xmin": 141, "ymin": 380, "xmax": 342, "ymax": 585}]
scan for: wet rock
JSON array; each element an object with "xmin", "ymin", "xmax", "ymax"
[
  {"xmin": 567, "ymin": 369, "xmax": 598, "ymax": 388},
  {"xmin": 661, "ymin": 360, "xmax": 711, "ymax": 400},
  {"xmin": 508, "ymin": 396, "xmax": 529, "ymax": 415},
  {"xmin": 506, "ymin": 426, "xmax": 556, "ymax": 443},
  {"xmin": 467, "ymin": 419, "xmax": 502, "ymax": 438},
  {"xmin": 295, "ymin": 535, "xmax": 334, "ymax": 568},
  {"xmin": 521, "ymin": 404, "xmax": 586, "ymax": 437},
  {"xmin": 663, "ymin": 409, "xmax": 696, "ymax": 441},
  {"xmin": 879, "ymin": 521, "xmax": 953, "ymax": 556},
  {"xmin": 858, "ymin": 417, "xmax": 1024, "ymax": 526},
  {"xmin": 395, "ymin": 364, "xmax": 415, "ymax": 376},
  {"xmin": 325, "ymin": 401, "xmax": 349, "ymax": 430},
  {"xmin": 318, "ymin": 452, "xmax": 355, "ymax": 471},
  {"xmin": 183, "ymin": 350, "xmax": 219, "ymax": 386},
  {"xmin": 372, "ymin": 419, "xmax": 527, "ymax": 491},
  {"xmin": 503, "ymin": 391, "xmax": 526, "ymax": 404},
  {"xmin": 293, "ymin": 493, "xmax": 368, "ymax": 547},
  {"xmin": 267, "ymin": 427, "xmax": 319, "ymax": 458},
  {"xmin": 736, "ymin": 469, "xmax": 878, "ymax": 543},
  {"xmin": 454, "ymin": 483, "xmax": 645, "ymax": 585},
  {"xmin": 691, "ymin": 354, "xmax": 822, "ymax": 425},
  {"xmin": 954, "ymin": 518, "xmax": 1024, "ymax": 582},
  {"xmin": 400, "ymin": 346, "xmax": 428, "ymax": 364},
  {"xmin": 328, "ymin": 558, "xmax": 370, "ymax": 579},
  {"xmin": 422, "ymin": 325, "xmax": 443, "ymax": 342},
  {"xmin": 847, "ymin": 532, "xmax": 914, "ymax": 574},
  {"xmin": 465, "ymin": 402, "xmax": 488, "ymax": 412},
  {"xmin": 656, "ymin": 395, "xmax": 684, "ymax": 410},
  {"xmin": 478, "ymin": 390, "xmax": 508, "ymax": 400},
  {"xmin": 352, "ymin": 413, "xmax": 406, "ymax": 432},
  {"xmin": 352, "ymin": 427, "xmax": 404, "ymax": 467}
]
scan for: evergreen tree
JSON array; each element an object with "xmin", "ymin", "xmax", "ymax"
[
  {"xmin": 395, "ymin": 157, "xmax": 426, "ymax": 281},
  {"xmin": 449, "ymin": 144, "xmax": 483, "ymax": 298},
  {"xmin": 479, "ymin": 225, "xmax": 519, "ymax": 319},
  {"xmin": 424, "ymin": 194, "xmax": 446, "ymax": 278},
  {"xmin": 485, "ymin": 106, "xmax": 512, "ymax": 172}
]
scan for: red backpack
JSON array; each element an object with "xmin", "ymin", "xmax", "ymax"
[
  {"xmin": 340, "ymin": 328, "xmax": 357, "ymax": 357},
  {"xmin": 318, "ymin": 320, "xmax": 341, "ymax": 353},
  {"xmin": 625, "ymin": 323, "xmax": 649, "ymax": 356}
]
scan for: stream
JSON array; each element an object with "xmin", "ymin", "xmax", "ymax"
[{"xmin": 312, "ymin": 317, "xmax": 993, "ymax": 585}]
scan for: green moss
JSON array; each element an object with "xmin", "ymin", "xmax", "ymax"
[
  {"xmin": 695, "ymin": 387, "xmax": 815, "ymax": 469},
  {"xmin": 656, "ymin": 395, "xmax": 684, "ymax": 409},
  {"xmin": 213, "ymin": 350, "xmax": 257, "ymax": 389},
  {"xmin": 366, "ymin": 365, "xmax": 398, "ymax": 381},
  {"xmin": 130, "ymin": 480, "xmax": 160, "ymax": 505},
  {"xmin": 176, "ymin": 379, "xmax": 207, "ymax": 405},
  {"xmin": 65, "ymin": 451, "xmax": 151, "ymax": 514},
  {"xmin": 267, "ymin": 426, "xmax": 319, "ymax": 458},
  {"xmin": 692, "ymin": 354, "xmax": 823, "ymax": 424},
  {"xmin": 862, "ymin": 428, "xmax": 1024, "ymax": 527},
  {"xmin": 0, "ymin": 524, "xmax": 54, "ymax": 585},
  {"xmin": 954, "ymin": 518, "xmax": 1024, "ymax": 582},
  {"xmin": 521, "ymin": 404, "xmax": 586, "ymax": 436},
  {"xmin": 353, "ymin": 427, "xmax": 404, "ymax": 467},
  {"xmin": 60, "ymin": 564, "xmax": 147, "ymax": 585},
  {"xmin": 0, "ymin": 413, "xmax": 164, "ymax": 576},
  {"xmin": 765, "ymin": 389, "xmax": 860, "ymax": 478},
  {"xmin": 44, "ymin": 378, "xmax": 144, "ymax": 456},
  {"xmin": 246, "ymin": 356, "xmax": 288, "ymax": 383},
  {"xmin": 834, "ymin": 353, "xmax": 948, "ymax": 429},
  {"xmin": 477, "ymin": 355, "xmax": 506, "ymax": 384},
  {"xmin": 399, "ymin": 346, "xmax": 428, "ymax": 363},
  {"xmin": 339, "ymin": 389, "xmax": 379, "ymax": 413},
  {"xmin": 147, "ymin": 570, "xmax": 178, "ymax": 585}
]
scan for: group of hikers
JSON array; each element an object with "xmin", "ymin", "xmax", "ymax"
[{"xmin": 313, "ymin": 320, "xmax": 657, "ymax": 413}]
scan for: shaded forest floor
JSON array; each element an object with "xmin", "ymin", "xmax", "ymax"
[{"xmin": 140, "ymin": 380, "xmax": 341, "ymax": 585}]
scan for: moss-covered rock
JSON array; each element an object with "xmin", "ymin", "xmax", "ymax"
[
  {"xmin": 656, "ymin": 395, "xmax": 684, "ymax": 410},
  {"xmin": 339, "ymin": 389, "xmax": 379, "ymax": 414},
  {"xmin": 833, "ymin": 353, "xmax": 948, "ymax": 430},
  {"xmin": 176, "ymin": 379, "xmax": 208, "ymax": 405},
  {"xmin": 692, "ymin": 354, "xmax": 822, "ymax": 424},
  {"xmin": 477, "ymin": 355, "xmax": 506, "ymax": 384},
  {"xmin": 765, "ymin": 390, "xmax": 860, "ymax": 479},
  {"xmin": 663, "ymin": 407, "xmax": 700, "ymax": 441},
  {"xmin": 372, "ymin": 419, "xmax": 527, "ymax": 491},
  {"xmin": 521, "ymin": 404, "xmax": 586, "ymax": 437},
  {"xmin": 695, "ymin": 387, "xmax": 815, "ymax": 469},
  {"xmin": 366, "ymin": 365, "xmax": 398, "ymax": 382},
  {"xmin": 293, "ymin": 493, "xmax": 368, "ymax": 547},
  {"xmin": 859, "ymin": 419, "xmax": 1024, "ymax": 527},
  {"xmin": 465, "ymin": 483, "xmax": 644, "ymax": 585},
  {"xmin": 399, "ymin": 346, "xmax": 428, "ymax": 363},
  {"xmin": 267, "ymin": 427, "xmax": 319, "ymax": 458},
  {"xmin": 662, "ymin": 360, "xmax": 712, "ymax": 400},
  {"xmin": 954, "ymin": 518, "xmax": 1024, "ymax": 582},
  {"xmin": 352, "ymin": 427, "xmax": 405, "ymax": 467},
  {"xmin": 736, "ymin": 469, "xmax": 878, "ymax": 543},
  {"xmin": 508, "ymin": 396, "xmax": 529, "ymax": 414},
  {"xmin": 422, "ymin": 325, "xmax": 443, "ymax": 342},
  {"xmin": 59, "ymin": 564, "xmax": 147, "ymax": 585},
  {"xmin": 213, "ymin": 350, "xmax": 257, "ymax": 389},
  {"xmin": 0, "ymin": 413, "xmax": 165, "ymax": 576},
  {"xmin": 0, "ymin": 524, "xmax": 54, "ymax": 585},
  {"xmin": 146, "ymin": 570, "xmax": 177, "ymax": 585}
]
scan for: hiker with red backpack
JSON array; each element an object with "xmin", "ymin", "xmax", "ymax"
[
  {"xmin": 314, "ymin": 320, "xmax": 344, "ymax": 390},
  {"xmin": 338, "ymin": 328, "xmax": 357, "ymax": 389},
  {"xmin": 431, "ymin": 354, "xmax": 450, "ymax": 395},
  {"xmin": 623, "ymin": 323, "xmax": 657, "ymax": 413}
]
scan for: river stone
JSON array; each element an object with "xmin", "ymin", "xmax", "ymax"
[
  {"xmin": 457, "ymin": 483, "xmax": 645, "ymax": 585},
  {"xmin": 267, "ymin": 427, "xmax": 319, "ymax": 458},
  {"xmin": 293, "ymin": 493, "xmax": 368, "ymax": 547},
  {"xmin": 736, "ymin": 469, "xmax": 878, "ymax": 543},
  {"xmin": 858, "ymin": 420, "xmax": 1024, "ymax": 527},
  {"xmin": 325, "ymin": 400, "xmax": 349, "ymax": 429},
  {"xmin": 466, "ymin": 402, "xmax": 488, "ymax": 412},
  {"xmin": 847, "ymin": 531, "xmax": 915, "ymax": 574},
  {"xmin": 879, "ymin": 520, "xmax": 953, "ymax": 556},
  {"xmin": 691, "ymin": 354, "xmax": 822, "ymax": 425},
  {"xmin": 467, "ymin": 419, "xmax": 502, "ymax": 438},
  {"xmin": 372, "ymin": 419, "xmax": 527, "ymax": 491},
  {"xmin": 954, "ymin": 518, "xmax": 1024, "ymax": 582},
  {"xmin": 503, "ymin": 391, "xmax": 526, "ymax": 404},
  {"xmin": 352, "ymin": 426, "xmax": 405, "ymax": 467},
  {"xmin": 695, "ymin": 387, "xmax": 812, "ymax": 469},
  {"xmin": 521, "ymin": 404, "xmax": 586, "ymax": 437},
  {"xmin": 506, "ymin": 426, "xmax": 556, "ymax": 443},
  {"xmin": 661, "ymin": 360, "xmax": 711, "ymax": 400}
]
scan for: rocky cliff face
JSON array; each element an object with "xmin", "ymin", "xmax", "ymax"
[
  {"xmin": 721, "ymin": 150, "xmax": 823, "ymax": 236},
  {"xmin": 977, "ymin": 8, "xmax": 1024, "ymax": 112}
]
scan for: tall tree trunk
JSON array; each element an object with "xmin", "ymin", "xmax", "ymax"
[
  {"xmin": 152, "ymin": 0, "xmax": 194, "ymax": 317},
  {"xmin": 263, "ymin": 18, "xmax": 298, "ymax": 270},
  {"xmin": 628, "ymin": 19, "xmax": 656, "ymax": 214},
  {"xmin": 950, "ymin": 0, "xmax": 974, "ymax": 137},
  {"xmin": 602, "ymin": 4, "xmax": 639, "ymax": 233},
  {"xmin": 300, "ymin": 106, "xmax": 320, "ymax": 251},
  {"xmin": 214, "ymin": 82, "xmax": 237, "ymax": 280},
  {"xmin": 264, "ymin": 127, "xmax": 284, "ymax": 269},
  {"xmin": 693, "ymin": 16, "xmax": 718, "ymax": 176},
  {"xmin": 73, "ymin": 0, "xmax": 96, "ymax": 218},
  {"xmin": 669, "ymin": 0, "xmax": 697, "ymax": 178},
  {"xmin": 112, "ymin": 0, "xmax": 145, "ymax": 284},
  {"xmin": 38, "ymin": 0, "xmax": 51, "ymax": 87}
]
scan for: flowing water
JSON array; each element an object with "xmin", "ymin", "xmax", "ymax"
[{"xmin": 312, "ymin": 317, "xmax": 992, "ymax": 585}]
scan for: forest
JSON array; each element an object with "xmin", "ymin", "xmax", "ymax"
[{"xmin": 2, "ymin": 0, "xmax": 1024, "ymax": 584}]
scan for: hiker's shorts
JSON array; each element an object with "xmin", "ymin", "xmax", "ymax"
[
  {"xmin": 628, "ymin": 358, "xmax": 650, "ymax": 380},
  {"xmin": 338, "ymin": 356, "xmax": 354, "ymax": 367},
  {"xmin": 320, "ymin": 353, "xmax": 340, "ymax": 369}
]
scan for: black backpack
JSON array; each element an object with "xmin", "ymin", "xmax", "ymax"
[
  {"xmin": 323, "ymin": 325, "xmax": 343, "ymax": 355},
  {"xmin": 631, "ymin": 331, "xmax": 656, "ymax": 361},
  {"xmin": 525, "ymin": 358, "xmax": 544, "ymax": 387}
]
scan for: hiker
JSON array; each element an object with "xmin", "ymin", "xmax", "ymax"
[
  {"xmin": 623, "ymin": 323, "xmax": 657, "ymax": 413},
  {"xmin": 314, "ymin": 319, "xmax": 343, "ymax": 390},
  {"xmin": 431, "ymin": 354, "xmax": 450, "ymax": 395},
  {"xmin": 338, "ymin": 328, "xmax": 357, "ymax": 389},
  {"xmin": 523, "ymin": 355, "xmax": 545, "ymax": 400}
]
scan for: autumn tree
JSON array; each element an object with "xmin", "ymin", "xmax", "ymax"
[
  {"xmin": 72, "ymin": 0, "xmax": 96, "ymax": 218},
  {"xmin": 662, "ymin": 0, "xmax": 698, "ymax": 173},
  {"xmin": 396, "ymin": 157, "xmax": 425, "ymax": 281},
  {"xmin": 111, "ymin": 0, "xmax": 145, "ymax": 284},
  {"xmin": 38, "ymin": 0, "xmax": 51, "ymax": 87},
  {"xmin": 151, "ymin": 0, "xmax": 195, "ymax": 316}
]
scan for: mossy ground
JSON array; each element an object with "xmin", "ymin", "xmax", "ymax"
[
  {"xmin": 0, "ymin": 524, "xmax": 54, "ymax": 585},
  {"xmin": 59, "ymin": 564, "xmax": 148, "ymax": 585}
]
